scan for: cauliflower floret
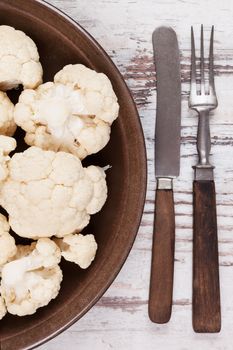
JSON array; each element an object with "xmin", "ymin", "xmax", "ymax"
[
  {"xmin": 1, "ymin": 238, "xmax": 62, "ymax": 316},
  {"xmin": 0, "ymin": 147, "xmax": 107, "ymax": 238},
  {"xmin": 0, "ymin": 25, "xmax": 43, "ymax": 90},
  {"xmin": 0, "ymin": 293, "xmax": 6, "ymax": 320},
  {"xmin": 8, "ymin": 243, "xmax": 35, "ymax": 262},
  {"xmin": 55, "ymin": 233, "xmax": 97, "ymax": 269},
  {"xmin": 8, "ymin": 238, "xmax": 61, "ymax": 268},
  {"xmin": 0, "ymin": 92, "xmax": 16, "ymax": 136},
  {"xmin": 14, "ymin": 64, "xmax": 119, "ymax": 159},
  {"xmin": 0, "ymin": 213, "xmax": 17, "ymax": 267},
  {"xmin": 54, "ymin": 64, "xmax": 119, "ymax": 124},
  {"xmin": 0, "ymin": 135, "xmax": 17, "ymax": 156},
  {"xmin": 0, "ymin": 136, "xmax": 17, "ymax": 181},
  {"xmin": 8, "ymin": 243, "xmax": 36, "ymax": 263}
]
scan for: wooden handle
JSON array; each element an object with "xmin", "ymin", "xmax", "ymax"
[
  {"xmin": 149, "ymin": 189, "xmax": 175, "ymax": 323},
  {"xmin": 193, "ymin": 180, "xmax": 221, "ymax": 333}
]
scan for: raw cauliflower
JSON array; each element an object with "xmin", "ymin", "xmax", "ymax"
[
  {"xmin": 55, "ymin": 233, "xmax": 97, "ymax": 269},
  {"xmin": 0, "ymin": 92, "xmax": 16, "ymax": 136},
  {"xmin": 54, "ymin": 64, "xmax": 119, "ymax": 124},
  {"xmin": 0, "ymin": 293, "xmax": 6, "ymax": 320},
  {"xmin": 0, "ymin": 146, "xmax": 107, "ymax": 238},
  {"xmin": 0, "ymin": 25, "xmax": 43, "ymax": 90},
  {"xmin": 0, "ymin": 135, "xmax": 16, "ymax": 182},
  {"xmin": 1, "ymin": 238, "xmax": 62, "ymax": 316},
  {"xmin": 0, "ymin": 213, "xmax": 16, "ymax": 267},
  {"xmin": 14, "ymin": 64, "xmax": 119, "ymax": 159},
  {"xmin": 8, "ymin": 242, "xmax": 36, "ymax": 261}
]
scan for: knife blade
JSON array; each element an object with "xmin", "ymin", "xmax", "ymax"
[
  {"xmin": 154, "ymin": 27, "xmax": 181, "ymax": 177},
  {"xmin": 149, "ymin": 26, "xmax": 181, "ymax": 323}
]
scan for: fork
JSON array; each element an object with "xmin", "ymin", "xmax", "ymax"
[{"xmin": 189, "ymin": 25, "xmax": 221, "ymax": 333}]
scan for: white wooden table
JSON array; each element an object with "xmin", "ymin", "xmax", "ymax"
[{"xmin": 40, "ymin": 1, "xmax": 233, "ymax": 349}]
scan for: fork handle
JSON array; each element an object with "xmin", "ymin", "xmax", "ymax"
[
  {"xmin": 149, "ymin": 188, "xmax": 175, "ymax": 323},
  {"xmin": 197, "ymin": 110, "xmax": 211, "ymax": 167},
  {"xmin": 193, "ymin": 180, "xmax": 221, "ymax": 332}
]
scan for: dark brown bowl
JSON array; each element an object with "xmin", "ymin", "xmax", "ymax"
[{"xmin": 0, "ymin": 0, "xmax": 147, "ymax": 349}]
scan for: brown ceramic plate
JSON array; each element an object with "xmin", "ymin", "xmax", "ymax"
[{"xmin": 0, "ymin": 0, "xmax": 147, "ymax": 349}]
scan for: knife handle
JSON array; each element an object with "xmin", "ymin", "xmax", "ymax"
[
  {"xmin": 193, "ymin": 180, "xmax": 221, "ymax": 332},
  {"xmin": 149, "ymin": 188, "xmax": 175, "ymax": 323}
]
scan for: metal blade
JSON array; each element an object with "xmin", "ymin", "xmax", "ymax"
[{"xmin": 153, "ymin": 27, "xmax": 181, "ymax": 178}]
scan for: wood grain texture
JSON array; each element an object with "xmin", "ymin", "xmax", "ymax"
[
  {"xmin": 149, "ymin": 189, "xmax": 175, "ymax": 323},
  {"xmin": 193, "ymin": 180, "xmax": 221, "ymax": 333},
  {"xmin": 39, "ymin": 0, "xmax": 233, "ymax": 349}
]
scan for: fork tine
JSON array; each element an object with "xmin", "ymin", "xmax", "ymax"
[
  {"xmin": 189, "ymin": 25, "xmax": 217, "ymax": 109},
  {"xmin": 200, "ymin": 24, "xmax": 205, "ymax": 94},
  {"xmin": 209, "ymin": 26, "xmax": 215, "ymax": 94},
  {"xmin": 191, "ymin": 26, "xmax": 197, "ymax": 93}
]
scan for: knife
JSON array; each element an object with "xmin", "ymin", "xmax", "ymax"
[{"xmin": 149, "ymin": 26, "xmax": 181, "ymax": 323}]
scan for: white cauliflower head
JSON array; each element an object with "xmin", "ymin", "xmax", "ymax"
[
  {"xmin": 0, "ymin": 135, "xmax": 16, "ymax": 182},
  {"xmin": 14, "ymin": 64, "xmax": 119, "ymax": 159},
  {"xmin": 54, "ymin": 64, "xmax": 119, "ymax": 124},
  {"xmin": 0, "ymin": 146, "xmax": 107, "ymax": 238},
  {"xmin": 0, "ymin": 213, "xmax": 17, "ymax": 267},
  {"xmin": 0, "ymin": 238, "xmax": 62, "ymax": 316},
  {"xmin": 0, "ymin": 25, "xmax": 43, "ymax": 90},
  {"xmin": 0, "ymin": 92, "xmax": 17, "ymax": 136},
  {"xmin": 0, "ymin": 293, "xmax": 6, "ymax": 320},
  {"xmin": 55, "ymin": 233, "xmax": 97, "ymax": 269}
]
